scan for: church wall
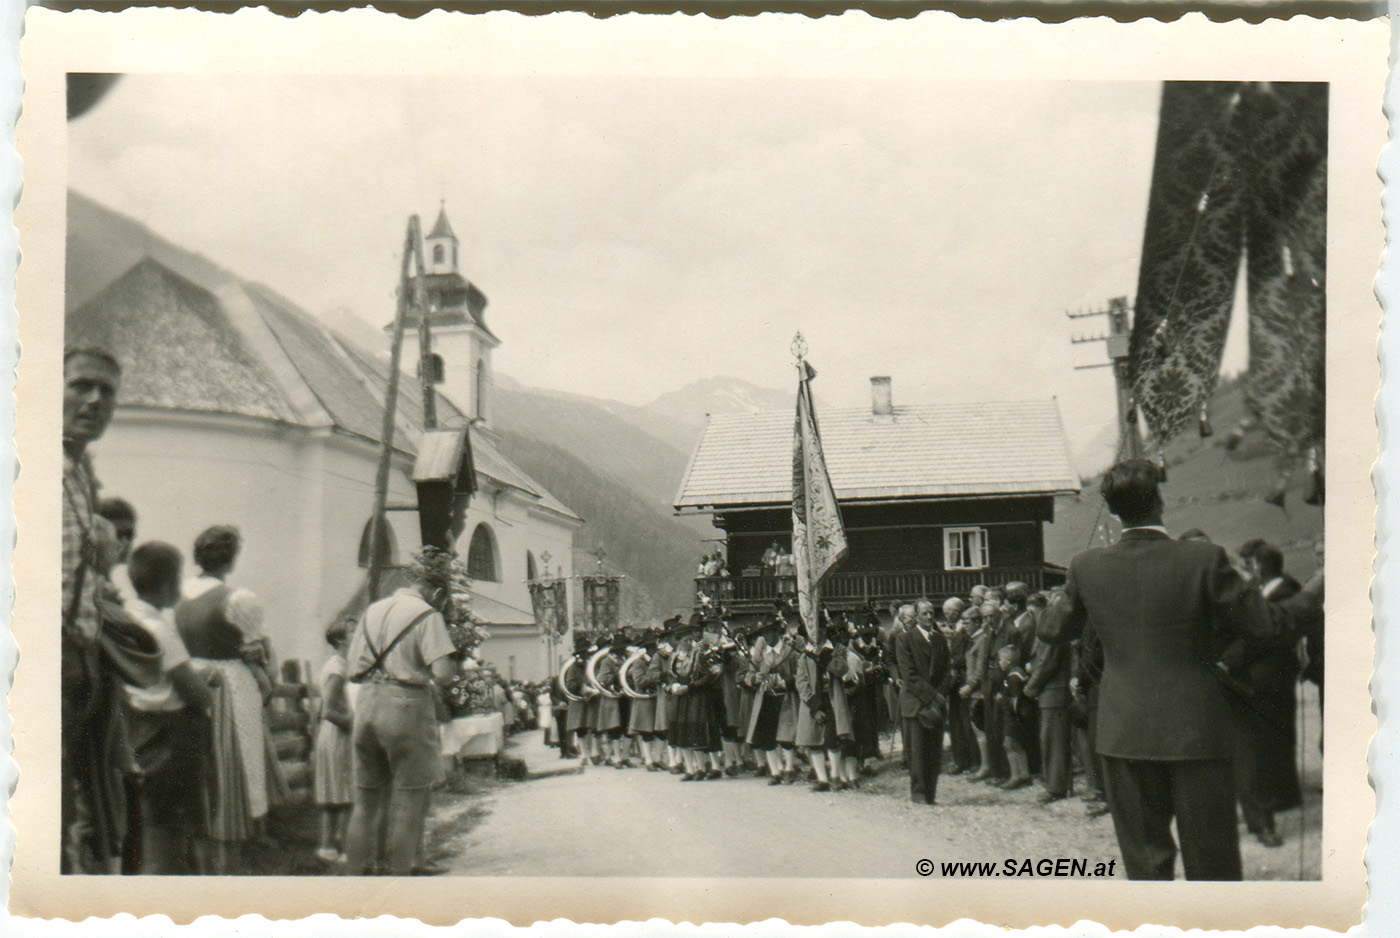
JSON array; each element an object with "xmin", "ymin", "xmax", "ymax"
[
  {"xmin": 91, "ymin": 410, "xmax": 418, "ymax": 668},
  {"xmin": 452, "ymin": 482, "xmax": 579, "ymax": 679}
]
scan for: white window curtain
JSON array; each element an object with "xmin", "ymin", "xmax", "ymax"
[{"xmin": 943, "ymin": 527, "xmax": 989, "ymax": 570}]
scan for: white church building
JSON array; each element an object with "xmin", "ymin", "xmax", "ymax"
[{"xmin": 66, "ymin": 192, "xmax": 581, "ymax": 677}]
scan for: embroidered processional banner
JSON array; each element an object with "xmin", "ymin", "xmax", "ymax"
[
  {"xmin": 791, "ymin": 358, "xmax": 847, "ymax": 641},
  {"xmin": 580, "ymin": 575, "xmax": 622, "ymax": 634},
  {"xmin": 527, "ymin": 578, "xmax": 570, "ymax": 637},
  {"xmin": 1129, "ymin": 81, "xmax": 1326, "ymax": 465}
]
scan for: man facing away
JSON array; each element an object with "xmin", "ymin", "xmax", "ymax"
[
  {"xmin": 344, "ymin": 550, "xmax": 458, "ymax": 876},
  {"xmin": 1037, "ymin": 458, "xmax": 1321, "ymax": 880},
  {"xmin": 121, "ymin": 541, "xmax": 216, "ymax": 873}
]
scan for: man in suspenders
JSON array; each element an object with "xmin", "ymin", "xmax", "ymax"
[{"xmin": 343, "ymin": 550, "xmax": 458, "ymax": 876}]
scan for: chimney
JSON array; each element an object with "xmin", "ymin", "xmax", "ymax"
[{"xmin": 871, "ymin": 376, "xmax": 893, "ymax": 417}]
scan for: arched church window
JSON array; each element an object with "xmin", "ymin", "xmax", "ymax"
[
  {"xmin": 467, "ymin": 523, "xmax": 499, "ymax": 582},
  {"xmin": 433, "ymin": 244, "xmax": 445, "ymax": 265},
  {"xmin": 357, "ymin": 516, "xmax": 399, "ymax": 569}
]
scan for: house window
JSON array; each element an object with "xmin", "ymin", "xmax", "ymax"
[
  {"xmin": 467, "ymin": 523, "xmax": 499, "ymax": 582},
  {"xmin": 943, "ymin": 527, "xmax": 989, "ymax": 570},
  {"xmin": 357, "ymin": 517, "xmax": 399, "ymax": 569}
]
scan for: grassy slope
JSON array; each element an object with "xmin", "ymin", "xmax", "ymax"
[{"xmin": 1046, "ymin": 378, "xmax": 1324, "ymax": 578}]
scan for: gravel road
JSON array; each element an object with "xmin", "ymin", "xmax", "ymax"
[{"xmin": 434, "ymin": 699, "xmax": 1320, "ymax": 880}]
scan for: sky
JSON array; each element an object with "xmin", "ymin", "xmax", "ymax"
[{"xmin": 67, "ymin": 73, "xmax": 1249, "ymax": 475}]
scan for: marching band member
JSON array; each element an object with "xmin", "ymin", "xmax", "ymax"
[
  {"xmin": 666, "ymin": 623, "xmax": 725, "ymax": 780},
  {"xmin": 590, "ymin": 635, "xmax": 629, "ymax": 768},
  {"xmin": 564, "ymin": 636, "xmax": 597, "ymax": 766},
  {"xmin": 718, "ymin": 623, "xmax": 750, "ymax": 775},
  {"xmin": 651, "ymin": 623, "xmax": 680, "ymax": 772},
  {"xmin": 775, "ymin": 611, "xmax": 804, "ymax": 783},
  {"xmin": 844, "ymin": 610, "xmax": 887, "ymax": 782},
  {"xmin": 698, "ymin": 622, "xmax": 731, "ymax": 778},
  {"xmin": 625, "ymin": 633, "xmax": 661, "ymax": 770},
  {"xmin": 736, "ymin": 625, "xmax": 764, "ymax": 774},
  {"xmin": 794, "ymin": 614, "xmax": 852, "ymax": 793},
  {"xmin": 744, "ymin": 613, "xmax": 792, "ymax": 784}
]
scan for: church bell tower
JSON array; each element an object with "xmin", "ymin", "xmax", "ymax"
[{"xmin": 393, "ymin": 204, "xmax": 499, "ymax": 427}]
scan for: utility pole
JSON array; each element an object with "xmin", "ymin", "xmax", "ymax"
[
  {"xmin": 418, "ymin": 301, "xmax": 438, "ymax": 431},
  {"xmin": 367, "ymin": 215, "xmax": 424, "ymax": 601},
  {"xmin": 1069, "ymin": 296, "xmax": 1141, "ymax": 460}
]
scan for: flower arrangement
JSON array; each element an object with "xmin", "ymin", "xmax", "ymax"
[
  {"xmin": 444, "ymin": 664, "xmax": 497, "ymax": 717},
  {"xmin": 411, "ymin": 547, "xmax": 490, "ymax": 657}
]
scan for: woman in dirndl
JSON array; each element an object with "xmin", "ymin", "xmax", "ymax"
[
  {"xmin": 174, "ymin": 525, "xmax": 271, "ymax": 872},
  {"xmin": 312, "ymin": 618, "xmax": 354, "ymax": 864}
]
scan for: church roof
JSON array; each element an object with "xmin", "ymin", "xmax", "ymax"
[
  {"xmin": 427, "ymin": 206, "xmax": 457, "ymax": 242},
  {"xmin": 675, "ymin": 399, "xmax": 1082, "ymax": 509},
  {"xmin": 400, "ymin": 272, "xmax": 497, "ymax": 342},
  {"xmin": 66, "ymin": 190, "xmax": 580, "ymax": 523}
]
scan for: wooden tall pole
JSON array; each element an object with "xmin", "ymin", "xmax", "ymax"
[
  {"xmin": 418, "ymin": 305, "xmax": 437, "ymax": 431},
  {"xmin": 367, "ymin": 215, "xmax": 423, "ymax": 601}
]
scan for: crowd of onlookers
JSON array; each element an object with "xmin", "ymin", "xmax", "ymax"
[
  {"xmin": 546, "ymin": 532, "xmax": 1323, "ymax": 865},
  {"xmin": 61, "ymin": 350, "xmax": 1324, "ymax": 882},
  {"xmin": 65, "ymin": 346, "xmax": 330, "ymax": 875},
  {"xmin": 60, "ymin": 346, "xmax": 551, "ymax": 877}
]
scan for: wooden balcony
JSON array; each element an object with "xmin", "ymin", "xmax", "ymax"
[{"xmin": 695, "ymin": 566, "xmax": 1066, "ymax": 616}]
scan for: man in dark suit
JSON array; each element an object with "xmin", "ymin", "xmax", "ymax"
[
  {"xmin": 884, "ymin": 603, "xmax": 915, "ymax": 767},
  {"xmin": 1024, "ymin": 591, "xmax": 1072, "ymax": 804},
  {"xmin": 895, "ymin": 599, "xmax": 951, "ymax": 806},
  {"xmin": 1037, "ymin": 459, "xmax": 1321, "ymax": 880},
  {"xmin": 1223, "ymin": 541, "xmax": 1304, "ymax": 846}
]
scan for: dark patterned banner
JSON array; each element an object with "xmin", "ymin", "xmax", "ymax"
[
  {"xmin": 580, "ymin": 575, "xmax": 622, "ymax": 635},
  {"xmin": 1130, "ymin": 82, "xmax": 1326, "ymax": 457},
  {"xmin": 527, "ymin": 578, "xmax": 570, "ymax": 638}
]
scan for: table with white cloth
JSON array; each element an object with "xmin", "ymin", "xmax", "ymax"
[{"xmin": 440, "ymin": 711, "xmax": 506, "ymax": 758}]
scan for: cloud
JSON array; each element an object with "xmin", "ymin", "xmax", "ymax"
[{"xmin": 69, "ymin": 73, "xmax": 1169, "ymax": 470}]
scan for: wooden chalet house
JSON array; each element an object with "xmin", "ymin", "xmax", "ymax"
[{"xmin": 674, "ymin": 378, "xmax": 1082, "ymax": 616}]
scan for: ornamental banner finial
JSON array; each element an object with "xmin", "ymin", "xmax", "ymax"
[{"xmin": 791, "ymin": 332, "xmax": 808, "ymax": 363}]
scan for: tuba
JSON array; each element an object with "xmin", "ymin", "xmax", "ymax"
[
  {"xmin": 586, "ymin": 645, "xmax": 620, "ymax": 699},
  {"xmin": 558, "ymin": 657, "xmax": 585, "ymax": 702},
  {"xmin": 618, "ymin": 647, "xmax": 651, "ymax": 699}
]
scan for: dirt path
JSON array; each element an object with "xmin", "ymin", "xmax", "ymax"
[{"xmin": 435, "ymin": 691, "xmax": 1321, "ymax": 880}]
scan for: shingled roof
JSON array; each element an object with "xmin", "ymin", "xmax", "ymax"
[
  {"xmin": 675, "ymin": 400, "xmax": 1082, "ymax": 509},
  {"xmin": 66, "ymin": 190, "xmax": 580, "ymax": 523}
]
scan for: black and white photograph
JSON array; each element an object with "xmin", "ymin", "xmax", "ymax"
[{"xmin": 12, "ymin": 8, "xmax": 1386, "ymax": 931}]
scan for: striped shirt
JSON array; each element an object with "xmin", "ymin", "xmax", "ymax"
[{"xmin": 62, "ymin": 450, "xmax": 99, "ymax": 639}]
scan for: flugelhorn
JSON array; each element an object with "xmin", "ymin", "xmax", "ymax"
[{"xmin": 586, "ymin": 645, "xmax": 620, "ymax": 699}]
